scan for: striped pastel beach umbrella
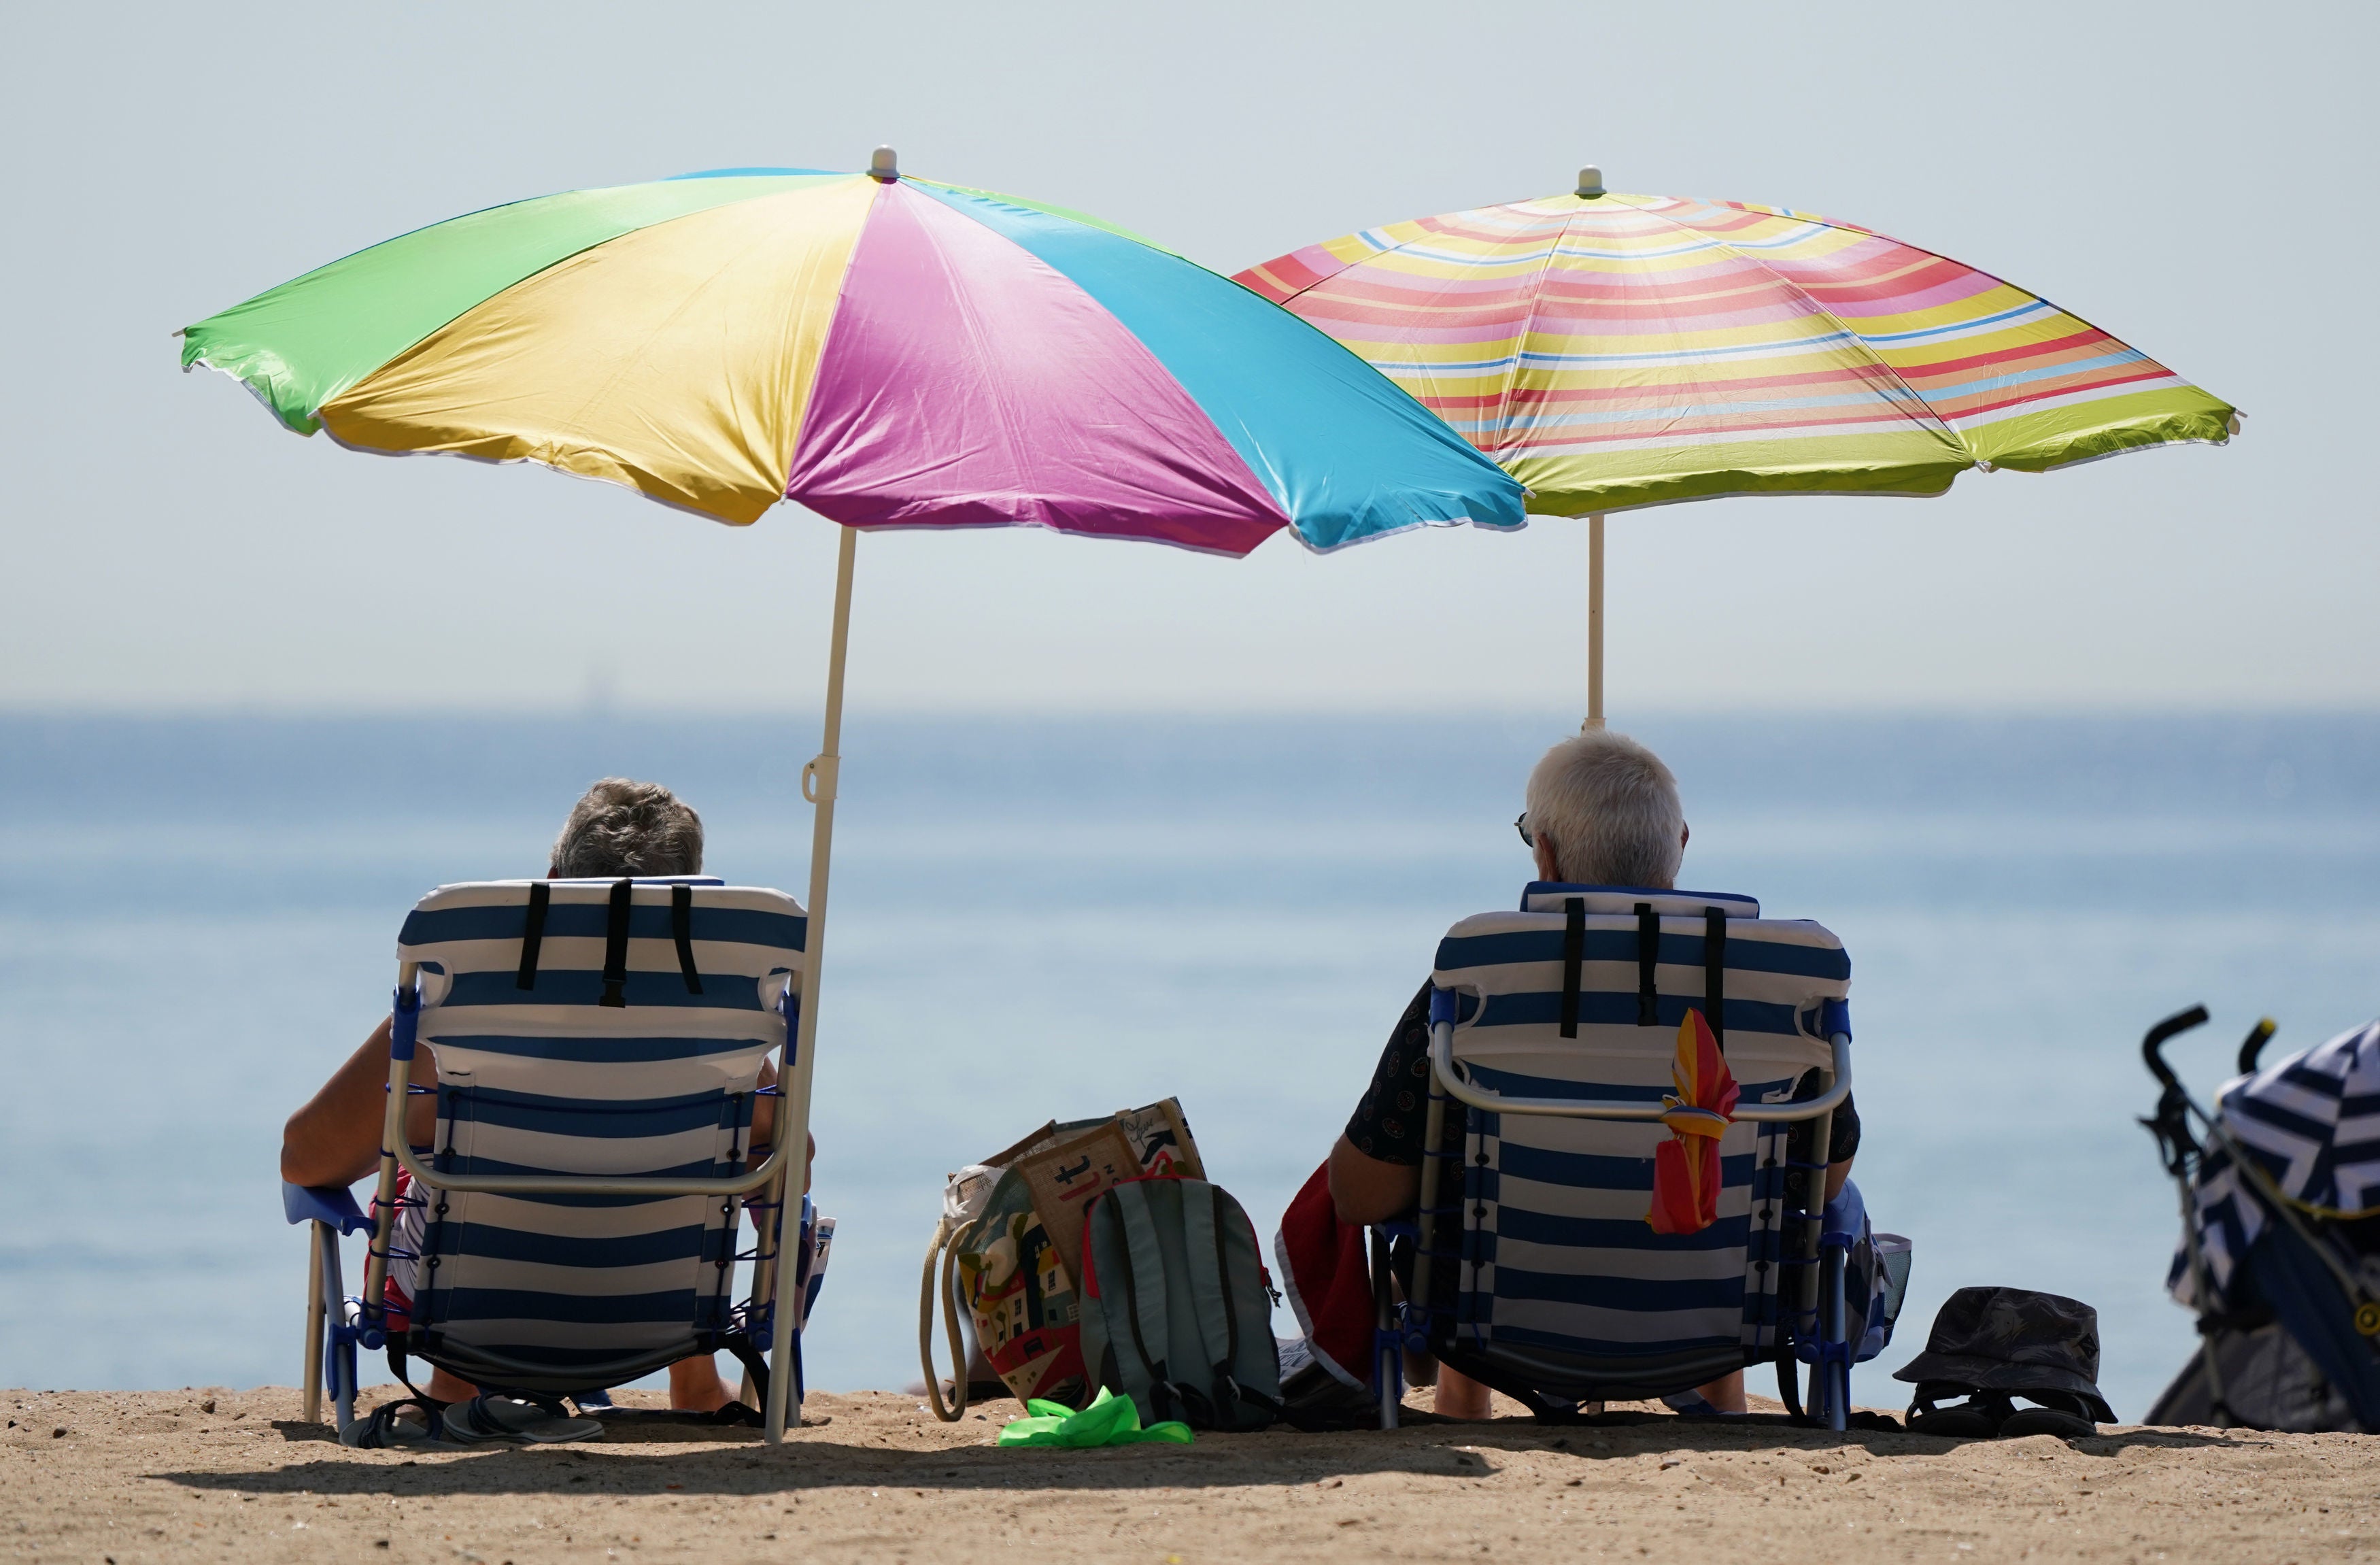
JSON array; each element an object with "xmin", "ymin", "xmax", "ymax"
[
  {"xmin": 1236, "ymin": 167, "xmax": 2239, "ymax": 720},
  {"xmin": 179, "ymin": 150, "xmax": 1523, "ymax": 1445}
]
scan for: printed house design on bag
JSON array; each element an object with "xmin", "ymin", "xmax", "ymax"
[{"xmin": 961, "ymin": 1209, "xmax": 1086, "ymax": 1403}]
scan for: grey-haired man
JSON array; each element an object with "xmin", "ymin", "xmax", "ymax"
[{"xmin": 1326, "ymin": 729, "xmax": 1858, "ymax": 1417}]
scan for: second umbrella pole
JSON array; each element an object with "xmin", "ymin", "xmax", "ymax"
[
  {"xmin": 764, "ymin": 522, "xmax": 860, "ymax": 1445},
  {"xmin": 1586, "ymin": 513, "xmax": 1605, "ymax": 730}
]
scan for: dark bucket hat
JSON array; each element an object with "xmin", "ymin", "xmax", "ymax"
[{"xmin": 1892, "ymin": 1286, "xmax": 2115, "ymax": 1424}]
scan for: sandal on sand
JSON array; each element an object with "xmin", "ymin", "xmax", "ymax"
[
  {"xmin": 1661, "ymin": 1391, "xmax": 1747, "ymax": 1419},
  {"xmin": 339, "ymin": 1397, "xmax": 449, "ymax": 1449},
  {"xmin": 1907, "ymin": 1391, "xmax": 2011, "ymax": 1438},
  {"xmin": 1997, "ymin": 1393, "xmax": 2101, "ymax": 1440},
  {"xmin": 441, "ymin": 1394, "xmax": 606, "ymax": 1446},
  {"xmin": 583, "ymin": 1400, "xmax": 765, "ymax": 1429},
  {"xmin": 1909, "ymin": 1387, "xmax": 2098, "ymax": 1441}
]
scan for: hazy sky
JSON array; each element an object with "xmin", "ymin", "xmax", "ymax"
[{"xmin": 5, "ymin": 1, "xmax": 2373, "ymax": 715}]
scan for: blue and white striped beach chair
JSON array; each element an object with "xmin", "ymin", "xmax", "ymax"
[
  {"xmin": 1379, "ymin": 884, "xmax": 1863, "ymax": 1429},
  {"xmin": 282, "ymin": 877, "xmax": 824, "ymax": 1443}
]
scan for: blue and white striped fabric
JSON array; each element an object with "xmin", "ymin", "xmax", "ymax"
[
  {"xmin": 2170, "ymin": 1020, "xmax": 2380, "ymax": 1304},
  {"xmin": 1429, "ymin": 886, "xmax": 1850, "ymax": 1391},
  {"xmin": 395, "ymin": 878, "xmax": 805, "ymax": 1383}
]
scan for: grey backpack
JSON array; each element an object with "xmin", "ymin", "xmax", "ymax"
[{"xmin": 1076, "ymin": 1177, "xmax": 1282, "ymax": 1431}]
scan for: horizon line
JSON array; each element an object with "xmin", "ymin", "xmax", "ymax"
[{"xmin": 3, "ymin": 701, "xmax": 2379, "ymax": 723}]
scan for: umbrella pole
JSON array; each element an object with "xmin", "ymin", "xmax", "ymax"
[
  {"xmin": 765, "ymin": 522, "xmax": 860, "ymax": 1446},
  {"xmin": 1585, "ymin": 513, "xmax": 1605, "ymax": 728}
]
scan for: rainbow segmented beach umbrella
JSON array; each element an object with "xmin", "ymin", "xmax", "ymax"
[
  {"xmin": 178, "ymin": 151, "xmax": 1523, "ymax": 1448},
  {"xmin": 181, "ymin": 156, "xmax": 1521, "ymax": 555},
  {"xmin": 1236, "ymin": 167, "xmax": 2239, "ymax": 718}
]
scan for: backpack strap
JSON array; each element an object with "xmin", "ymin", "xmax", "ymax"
[
  {"xmin": 1179, "ymin": 1181, "xmax": 1280, "ymax": 1428},
  {"xmin": 1178, "ymin": 1182, "xmax": 1238, "ymax": 1383},
  {"xmin": 1106, "ymin": 1180, "xmax": 1187, "ymax": 1424}
]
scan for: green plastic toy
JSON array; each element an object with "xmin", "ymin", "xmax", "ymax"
[{"xmin": 996, "ymin": 1387, "xmax": 1195, "ymax": 1448}]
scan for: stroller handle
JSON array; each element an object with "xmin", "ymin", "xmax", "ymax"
[
  {"xmin": 2236, "ymin": 1017, "xmax": 2278, "ymax": 1077},
  {"xmin": 2141, "ymin": 1005, "xmax": 2210, "ymax": 1091}
]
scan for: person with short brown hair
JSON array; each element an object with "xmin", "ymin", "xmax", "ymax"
[
  {"xmin": 547, "ymin": 777, "xmax": 705, "ymax": 879},
  {"xmin": 283, "ymin": 777, "xmax": 797, "ymax": 1416}
]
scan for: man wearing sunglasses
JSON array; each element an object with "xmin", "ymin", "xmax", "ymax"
[{"xmin": 1323, "ymin": 728, "xmax": 1859, "ymax": 1419}]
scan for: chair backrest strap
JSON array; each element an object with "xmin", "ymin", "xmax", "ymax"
[
  {"xmin": 515, "ymin": 881, "xmax": 550, "ymax": 991},
  {"xmin": 670, "ymin": 883, "xmax": 704, "ymax": 995},
  {"xmin": 1560, "ymin": 897, "xmax": 1585, "ymax": 1039},
  {"xmin": 1635, "ymin": 901, "xmax": 1660, "ymax": 1026},
  {"xmin": 600, "ymin": 878, "xmax": 632, "ymax": 1007},
  {"xmin": 1704, "ymin": 905, "xmax": 1727, "ymax": 1051}
]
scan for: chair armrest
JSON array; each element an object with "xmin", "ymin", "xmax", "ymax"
[
  {"xmin": 282, "ymin": 1180, "xmax": 371, "ymax": 1235},
  {"xmin": 390, "ymin": 1134, "xmax": 794, "ymax": 1197},
  {"xmin": 1429, "ymin": 1024, "xmax": 1853, "ymax": 1122}
]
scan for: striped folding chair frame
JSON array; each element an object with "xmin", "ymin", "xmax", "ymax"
[
  {"xmin": 1404, "ymin": 885, "xmax": 1857, "ymax": 1427},
  {"xmin": 344, "ymin": 879, "xmax": 809, "ymax": 1424}
]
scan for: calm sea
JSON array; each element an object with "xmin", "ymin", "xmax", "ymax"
[{"xmin": 3, "ymin": 712, "xmax": 2374, "ymax": 1420}]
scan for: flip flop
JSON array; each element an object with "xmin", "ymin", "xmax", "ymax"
[
  {"xmin": 1999, "ymin": 1397, "xmax": 2099, "ymax": 1439},
  {"xmin": 1906, "ymin": 1392, "xmax": 2010, "ymax": 1439},
  {"xmin": 441, "ymin": 1394, "xmax": 606, "ymax": 1446},
  {"xmin": 1661, "ymin": 1391, "xmax": 1747, "ymax": 1419},
  {"xmin": 583, "ymin": 1401, "xmax": 764, "ymax": 1428},
  {"xmin": 339, "ymin": 1397, "xmax": 449, "ymax": 1449}
]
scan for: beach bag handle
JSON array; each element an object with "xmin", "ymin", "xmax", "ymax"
[{"xmin": 917, "ymin": 1213, "xmax": 971, "ymax": 1423}]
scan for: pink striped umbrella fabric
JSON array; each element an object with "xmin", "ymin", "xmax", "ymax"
[{"xmin": 1236, "ymin": 181, "xmax": 2238, "ymax": 515}]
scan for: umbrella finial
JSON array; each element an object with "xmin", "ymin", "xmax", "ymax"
[
  {"xmin": 870, "ymin": 146, "xmax": 900, "ymax": 182},
  {"xmin": 1576, "ymin": 165, "xmax": 1605, "ymax": 199}
]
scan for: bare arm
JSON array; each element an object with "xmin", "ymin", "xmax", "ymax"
[
  {"xmin": 281, "ymin": 1018, "xmax": 438, "ymax": 1189},
  {"xmin": 744, "ymin": 1058, "xmax": 815, "ymax": 1192},
  {"xmin": 1327, "ymin": 1134, "xmax": 1419, "ymax": 1227}
]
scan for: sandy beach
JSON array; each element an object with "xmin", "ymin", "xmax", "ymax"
[{"xmin": 6, "ymin": 1383, "xmax": 2369, "ymax": 1564}]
